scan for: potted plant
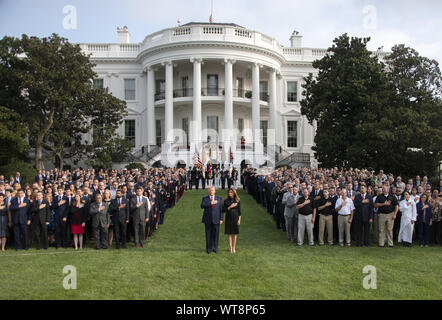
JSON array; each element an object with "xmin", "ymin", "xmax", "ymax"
[{"xmin": 245, "ymin": 91, "xmax": 252, "ymax": 98}]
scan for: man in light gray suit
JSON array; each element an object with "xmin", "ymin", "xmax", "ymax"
[
  {"xmin": 130, "ymin": 186, "xmax": 150, "ymax": 248},
  {"xmin": 89, "ymin": 193, "xmax": 110, "ymax": 250},
  {"xmin": 282, "ymin": 184, "xmax": 298, "ymax": 243}
]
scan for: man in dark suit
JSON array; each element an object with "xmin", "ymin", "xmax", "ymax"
[
  {"xmin": 52, "ymin": 187, "xmax": 69, "ymax": 248},
  {"xmin": 89, "ymin": 193, "xmax": 110, "ymax": 249},
  {"xmin": 9, "ymin": 189, "xmax": 31, "ymax": 250},
  {"xmin": 393, "ymin": 187, "xmax": 404, "ymax": 241},
  {"xmin": 30, "ymin": 191, "xmax": 51, "ymax": 250},
  {"xmin": 130, "ymin": 187, "xmax": 150, "ymax": 248},
  {"xmin": 200, "ymin": 186, "xmax": 223, "ymax": 254},
  {"xmin": 110, "ymin": 189, "xmax": 129, "ymax": 249},
  {"xmin": 353, "ymin": 185, "xmax": 374, "ymax": 246}
]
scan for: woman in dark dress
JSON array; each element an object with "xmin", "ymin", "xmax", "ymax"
[
  {"xmin": 70, "ymin": 194, "xmax": 87, "ymax": 250},
  {"xmin": 0, "ymin": 193, "xmax": 11, "ymax": 253},
  {"xmin": 223, "ymin": 187, "xmax": 242, "ymax": 254}
]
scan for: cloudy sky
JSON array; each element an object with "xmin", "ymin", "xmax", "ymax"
[{"xmin": 0, "ymin": 0, "xmax": 441, "ymax": 63}]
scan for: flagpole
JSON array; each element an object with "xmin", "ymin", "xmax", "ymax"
[{"xmin": 210, "ymin": 0, "xmax": 213, "ymax": 23}]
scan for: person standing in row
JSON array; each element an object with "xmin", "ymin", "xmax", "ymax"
[
  {"xmin": 0, "ymin": 193, "xmax": 11, "ymax": 252},
  {"xmin": 201, "ymin": 186, "xmax": 223, "ymax": 254},
  {"xmin": 130, "ymin": 187, "xmax": 150, "ymax": 248},
  {"xmin": 335, "ymin": 189, "xmax": 355, "ymax": 247},
  {"xmin": 70, "ymin": 193, "xmax": 87, "ymax": 250},
  {"xmin": 9, "ymin": 189, "xmax": 31, "ymax": 250},
  {"xmin": 110, "ymin": 189, "xmax": 129, "ymax": 249},
  {"xmin": 282, "ymin": 184, "xmax": 297, "ymax": 243},
  {"xmin": 223, "ymin": 187, "xmax": 241, "ymax": 254},
  {"xmin": 353, "ymin": 185, "xmax": 374, "ymax": 247},
  {"xmin": 296, "ymin": 188, "xmax": 315, "ymax": 246},
  {"xmin": 374, "ymin": 185, "xmax": 399, "ymax": 247},
  {"xmin": 52, "ymin": 187, "xmax": 68, "ymax": 249},
  {"xmin": 416, "ymin": 194, "xmax": 432, "ymax": 247},
  {"xmin": 398, "ymin": 191, "xmax": 417, "ymax": 247},
  {"xmin": 89, "ymin": 193, "xmax": 110, "ymax": 250},
  {"xmin": 317, "ymin": 188, "xmax": 335, "ymax": 246},
  {"xmin": 30, "ymin": 191, "xmax": 50, "ymax": 250}
]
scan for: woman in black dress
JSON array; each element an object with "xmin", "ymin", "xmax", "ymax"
[
  {"xmin": 223, "ymin": 187, "xmax": 241, "ymax": 254},
  {"xmin": 0, "ymin": 193, "xmax": 11, "ymax": 253}
]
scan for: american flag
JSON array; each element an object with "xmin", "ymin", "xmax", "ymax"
[{"xmin": 193, "ymin": 148, "xmax": 203, "ymax": 168}]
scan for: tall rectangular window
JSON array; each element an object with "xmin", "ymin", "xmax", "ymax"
[
  {"xmin": 260, "ymin": 81, "xmax": 268, "ymax": 101},
  {"xmin": 93, "ymin": 78, "xmax": 103, "ymax": 89},
  {"xmin": 124, "ymin": 79, "xmax": 136, "ymax": 100},
  {"xmin": 181, "ymin": 76, "xmax": 189, "ymax": 97},
  {"xmin": 287, "ymin": 121, "xmax": 297, "ymax": 148},
  {"xmin": 156, "ymin": 119, "xmax": 162, "ymax": 146},
  {"xmin": 182, "ymin": 117, "xmax": 189, "ymax": 148},
  {"xmin": 287, "ymin": 81, "xmax": 297, "ymax": 102},
  {"xmin": 260, "ymin": 120, "xmax": 268, "ymax": 147},
  {"xmin": 207, "ymin": 74, "xmax": 218, "ymax": 96},
  {"xmin": 236, "ymin": 77, "xmax": 243, "ymax": 97},
  {"xmin": 237, "ymin": 118, "xmax": 244, "ymax": 133},
  {"xmin": 207, "ymin": 115, "xmax": 219, "ymax": 142},
  {"xmin": 155, "ymin": 80, "xmax": 165, "ymax": 100},
  {"xmin": 124, "ymin": 120, "xmax": 136, "ymax": 147}
]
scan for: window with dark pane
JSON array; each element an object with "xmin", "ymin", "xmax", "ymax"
[{"xmin": 124, "ymin": 120, "xmax": 136, "ymax": 147}]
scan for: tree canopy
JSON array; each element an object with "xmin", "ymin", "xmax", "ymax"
[{"xmin": 301, "ymin": 33, "xmax": 442, "ymax": 179}]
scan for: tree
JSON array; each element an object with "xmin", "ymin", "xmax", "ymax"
[
  {"xmin": 0, "ymin": 106, "xmax": 29, "ymax": 166},
  {"xmin": 301, "ymin": 34, "xmax": 390, "ymax": 169},
  {"xmin": 383, "ymin": 45, "xmax": 442, "ymax": 178},
  {"xmin": 300, "ymin": 34, "xmax": 442, "ymax": 179},
  {"xmin": 0, "ymin": 34, "xmax": 128, "ymax": 170}
]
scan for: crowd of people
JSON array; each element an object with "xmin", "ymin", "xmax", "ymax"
[
  {"xmin": 0, "ymin": 168, "xmax": 187, "ymax": 252},
  {"xmin": 187, "ymin": 165, "xmax": 239, "ymax": 190},
  {"xmin": 242, "ymin": 167, "xmax": 442, "ymax": 248}
]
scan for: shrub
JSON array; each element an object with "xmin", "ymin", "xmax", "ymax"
[{"xmin": 125, "ymin": 162, "xmax": 146, "ymax": 171}]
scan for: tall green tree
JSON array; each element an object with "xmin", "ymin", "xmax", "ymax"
[
  {"xmin": 301, "ymin": 34, "xmax": 442, "ymax": 178},
  {"xmin": 301, "ymin": 34, "xmax": 391, "ymax": 169},
  {"xmin": 0, "ymin": 34, "xmax": 128, "ymax": 170},
  {"xmin": 0, "ymin": 106, "xmax": 29, "ymax": 165}
]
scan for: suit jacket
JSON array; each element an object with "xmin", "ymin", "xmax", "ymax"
[
  {"xmin": 69, "ymin": 204, "xmax": 88, "ymax": 225},
  {"xmin": 30, "ymin": 199, "xmax": 51, "ymax": 225},
  {"xmin": 282, "ymin": 192, "xmax": 297, "ymax": 218},
  {"xmin": 201, "ymin": 195, "xmax": 223, "ymax": 225},
  {"xmin": 354, "ymin": 193, "xmax": 374, "ymax": 221},
  {"xmin": 89, "ymin": 202, "xmax": 110, "ymax": 228},
  {"xmin": 110, "ymin": 197, "xmax": 130, "ymax": 223},
  {"xmin": 416, "ymin": 202, "xmax": 432, "ymax": 225},
  {"xmin": 52, "ymin": 195, "xmax": 69, "ymax": 221},
  {"xmin": 130, "ymin": 196, "xmax": 150, "ymax": 224},
  {"xmin": 9, "ymin": 197, "xmax": 31, "ymax": 225}
]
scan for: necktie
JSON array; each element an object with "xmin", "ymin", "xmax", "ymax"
[
  {"xmin": 19, "ymin": 198, "xmax": 21, "ymax": 205},
  {"xmin": 211, "ymin": 196, "xmax": 214, "ymax": 208},
  {"xmin": 363, "ymin": 194, "xmax": 365, "ymax": 200}
]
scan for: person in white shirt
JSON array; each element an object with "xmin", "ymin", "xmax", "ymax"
[
  {"xmin": 398, "ymin": 191, "xmax": 417, "ymax": 247},
  {"xmin": 335, "ymin": 189, "xmax": 355, "ymax": 246}
]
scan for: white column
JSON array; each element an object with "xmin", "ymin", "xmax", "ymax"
[
  {"xmin": 163, "ymin": 61, "xmax": 173, "ymax": 145},
  {"xmin": 268, "ymin": 68, "xmax": 277, "ymax": 157},
  {"xmin": 191, "ymin": 57, "xmax": 202, "ymax": 146},
  {"xmin": 252, "ymin": 62, "xmax": 263, "ymax": 153},
  {"xmin": 146, "ymin": 67, "xmax": 156, "ymax": 149},
  {"xmin": 224, "ymin": 58, "xmax": 235, "ymax": 155}
]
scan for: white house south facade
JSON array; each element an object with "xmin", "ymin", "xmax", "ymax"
[{"xmin": 78, "ymin": 23, "xmax": 329, "ymax": 168}]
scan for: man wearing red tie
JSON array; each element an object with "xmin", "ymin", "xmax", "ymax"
[{"xmin": 201, "ymin": 186, "xmax": 223, "ymax": 253}]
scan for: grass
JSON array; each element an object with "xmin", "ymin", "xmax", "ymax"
[{"xmin": 0, "ymin": 189, "xmax": 441, "ymax": 300}]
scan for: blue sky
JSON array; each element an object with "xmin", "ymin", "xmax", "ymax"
[{"xmin": 0, "ymin": 0, "xmax": 441, "ymax": 63}]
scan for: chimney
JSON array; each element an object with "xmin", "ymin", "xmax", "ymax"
[
  {"xmin": 117, "ymin": 26, "xmax": 130, "ymax": 44},
  {"xmin": 289, "ymin": 30, "xmax": 302, "ymax": 48}
]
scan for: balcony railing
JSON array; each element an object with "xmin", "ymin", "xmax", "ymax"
[{"xmin": 154, "ymin": 88, "xmax": 269, "ymax": 101}]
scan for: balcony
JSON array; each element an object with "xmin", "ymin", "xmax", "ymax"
[{"xmin": 154, "ymin": 87, "xmax": 269, "ymax": 102}]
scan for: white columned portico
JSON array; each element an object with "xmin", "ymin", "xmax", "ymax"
[
  {"xmin": 224, "ymin": 58, "xmax": 235, "ymax": 156},
  {"xmin": 190, "ymin": 57, "xmax": 202, "ymax": 148},
  {"xmin": 146, "ymin": 66, "xmax": 156, "ymax": 150},
  {"xmin": 163, "ymin": 61, "xmax": 173, "ymax": 148},
  {"xmin": 252, "ymin": 62, "xmax": 263, "ymax": 155},
  {"xmin": 268, "ymin": 68, "xmax": 277, "ymax": 157}
]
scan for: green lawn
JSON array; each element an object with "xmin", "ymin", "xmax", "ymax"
[{"xmin": 0, "ymin": 189, "xmax": 441, "ymax": 299}]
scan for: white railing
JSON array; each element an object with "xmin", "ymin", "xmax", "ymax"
[
  {"xmin": 173, "ymin": 27, "xmax": 191, "ymax": 36},
  {"xmin": 119, "ymin": 44, "xmax": 141, "ymax": 52},
  {"xmin": 235, "ymin": 28, "xmax": 252, "ymax": 38},
  {"xmin": 203, "ymin": 26, "xmax": 223, "ymax": 34},
  {"xmin": 88, "ymin": 44, "xmax": 109, "ymax": 52},
  {"xmin": 312, "ymin": 49, "xmax": 327, "ymax": 56},
  {"xmin": 282, "ymin": 48, "xmax": 302, "ymax": 55}
]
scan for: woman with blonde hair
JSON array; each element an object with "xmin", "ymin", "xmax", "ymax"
[
  {"xmin": 103, "ymin": 189, "xmax": 114, "ymax": 246},
  {"xmin": 223, "ymin": 187, "xmax": 241, "ymax": 253}
]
